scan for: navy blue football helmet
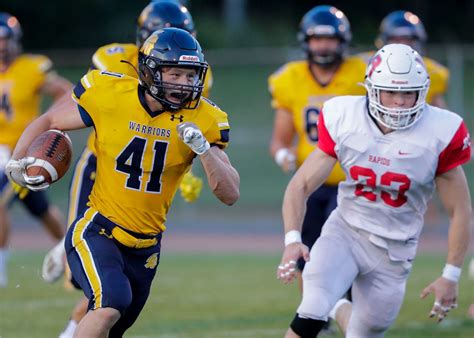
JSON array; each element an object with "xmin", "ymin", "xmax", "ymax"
[
  {"xmin": 0, "ymin": 13, "xmax": 22, "ymax": 61},
  {"xmin": 298, "ymin": 5, "xmax": 352, "ymax": 66},
  {"xmin": 376, "ymin": 11, "xmax": 427, "ymax": 53},
  {"xmin": 138, "ymin": 28, "xmax": 208, "ymax": 111},
  {"xmin": 136, "ymin": 1, "xmax": 195, "ymax": 46}
]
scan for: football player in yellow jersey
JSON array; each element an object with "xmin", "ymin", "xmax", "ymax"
[
  {"xmin": 0, "ymin": 12, "xmax": 71, "ymax": 287},
  {"xmin": 88, "ymin": 1, "xmax": 213, "ymax": 205},
  {"xmin": 357, "ymin": 10, "xmax": 449, "ymax": 108},
  {"xmin": 7, "ymin": 28, "xmax": 239, "ymax": 338},
  {"xmin": 268, "ymin": 5, "xmax": 366, "ymax": 333},
  {"xmin": 40, "ymin": 3, "xmax": 214, "ymax": 336}
]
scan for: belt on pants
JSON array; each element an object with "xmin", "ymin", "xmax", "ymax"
[
  {"xmin": 93, "ymin": 212, "xmax": 159, "ymax": 249},
  {"xmin": 111, "ymin": 226, "xmax": 158, "ymax": 249}
]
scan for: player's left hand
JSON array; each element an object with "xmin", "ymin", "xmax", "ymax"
[
  {"xmin": 179, "ymin": 171, "xmax": 203, "ymax": 203},
  {"xmin": 420, "ymin": 276, "xmax": 458, "ymax": 322},
  {"xmin": 277, "ymin": 243, "xmax": 309, "ymax": 284},
  {"xmin": 177, "ymin": 122, "xmax": 210, "ymax": 155},
  {"xmin": 5, "ymin": 157, "xmax": 50, "ymax": 191}
]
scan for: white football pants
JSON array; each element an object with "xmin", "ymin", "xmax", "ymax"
[{"xmin": 297, "ymin": 211, "xmax": 412, "ymax": 338}]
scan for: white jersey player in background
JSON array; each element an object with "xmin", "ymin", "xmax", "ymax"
[{"xmin": 277, "ymin": 43, "xmax": 472, "ymax": 338}]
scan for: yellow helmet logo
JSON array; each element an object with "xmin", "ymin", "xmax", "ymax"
[{"xmin": 140, "ymin": 32, "xmax": 159, "ymax": 56}]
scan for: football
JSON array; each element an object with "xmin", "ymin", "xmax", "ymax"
[{"xmin": 26, "ymin": 129, "xmax": 73, "ymax": 184}]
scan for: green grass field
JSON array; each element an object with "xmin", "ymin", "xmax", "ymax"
[{"xmin": 0, "ymin": 251, "xmax": 473, "ymax": 337}]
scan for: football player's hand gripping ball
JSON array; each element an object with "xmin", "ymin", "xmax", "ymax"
[{"xmin": 5, "ymin": 157, "xmax": 49, "ymax": 191}]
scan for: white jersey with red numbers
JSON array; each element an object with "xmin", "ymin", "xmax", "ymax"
[{"xmin": 318, "ymin": 96, "xmax": 471, "ymax": 243}]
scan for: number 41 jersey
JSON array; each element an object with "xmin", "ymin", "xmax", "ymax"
[
  {"xmin": 72, "ymin": 70, "xmax": 230, "ymax": 235},
  {"xmin": 318, "ymin": 96, "xmax": 471, "ymax": 242}
]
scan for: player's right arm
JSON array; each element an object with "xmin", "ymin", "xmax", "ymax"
[
  {"xmin": 7, "ymin": 78, "xmax": 90, "ymax": 190},
  {"xmin": 420, "ymin": 119, "xmax": 472, "ymax": 322},
  {"xmin": 10, "ymin": 93, "xmax": 85, "ymax": 161},
  {"xmin": 277, "ymin": 109, "xmax": 337, "ymax": 284}
]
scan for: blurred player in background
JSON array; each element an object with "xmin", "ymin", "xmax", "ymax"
[
  {"xmin": 358, "ymin": 10, "xmax": 449, "ymax": 108},
  {"xmin": 277, "ymin": 43, "xmax": 471, "ymax": 338},
  {"xmin": 0, "ymin": 12, "xmax": 71, "ymax": 287},
  {"xmin": 268, "ymin": 5, "xmax": 366, "ymax": 331},
  {"xmin": 7, "ymin": 27, "xmax": 239, "ymax": 338},
  {"xmin": 37, "ymin": 2, "xmax": 214, "ymax": 337}
]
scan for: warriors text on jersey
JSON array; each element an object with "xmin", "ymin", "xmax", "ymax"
[
  {"xmin": 268, "ymin": 57, "xmax": 367, "ymax": 185},
  {"xmin": 318, "ymin": 96, "xmax": 470, "ymax": 243},
  {"xmin": 72, "ymin": 70, "xmax": 229, "ymax": 235},
  {"xmin": 357, "ymin": 51, "xmax": 449, "ymax": 104},
  {"xmin": 0, "ymin": 54, "xmax": 53, "ymax": 150},
  {"xmin": 86, "ymin": 43, "xmax": 214, "ymax": 155}
]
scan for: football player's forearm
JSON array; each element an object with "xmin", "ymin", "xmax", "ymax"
[
  {"xmin": 437, "ymin": 167, "xmax": 472, "ymax": 267},
  {"xmin": 200, "ymin": 149, "xmax": 240, "ymax": 205},
  {"xmin": 12, "ymin": 114, "xmax": 52, "ymax": 159},
  {"xmin": 282, "ymin": 149, "xmax": 336, "ymax": 232},
  {"xmin": 446, "ymin": 207, "xmax": 472, "ymax": 267},
  {"xmin": 282, "ymin": 176, "xmax": 307, "ymax": 233}
]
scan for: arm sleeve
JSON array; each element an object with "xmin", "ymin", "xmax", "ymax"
[
  {"xmin": 317, "ymin": 109, "xmax": 337, "ymax": 158},
  {"xmin": 436, "ymin": 121, "xmax": 471, "ymax": 175}
]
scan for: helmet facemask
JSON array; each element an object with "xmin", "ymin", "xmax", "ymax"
[
  {"xmin": 364, "ymin": 44, "xmax": 430, "ymax": 130},
  {"xmin": 303, "ymin": 36, "xmax": 346, "ymax": 67},
  {"xmin": 365, "ymin": 80, "xmax": 429, "ymax": 130},
  {"xmin": 140, "ymin": 56, "xmax": 207, "ymax": 111}
]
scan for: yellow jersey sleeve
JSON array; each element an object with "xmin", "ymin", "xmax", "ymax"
[
  {"xmin": 268, "ymin": 64, "xmax": 293, "ymax": 111},
  {"xmin": 424, "ymin": 57, "xmax": 449, "ymax": 104},
  {"xmin": 23, "ymin": 54, "xmax": 54, "ymax": 91},
  {"xmin": 71, "ymin": 70, "xmax": 124, "ymax": 129},
  {"xmin": 91, "ymin": 43, "xmax": 139, "ymax": 78},
  {"xmin": 199, "ymin": 97, "xmax": 230, "ymax": 149}
]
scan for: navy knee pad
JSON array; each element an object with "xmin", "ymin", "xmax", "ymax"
[{"xmin": 290, "ymin": 313, "xmax": 326, "ymax": 337}]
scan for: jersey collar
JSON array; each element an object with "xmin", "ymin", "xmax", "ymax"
[{"xmin": 137, "ymin": 85, "xmax": 164, "ymax": 118}]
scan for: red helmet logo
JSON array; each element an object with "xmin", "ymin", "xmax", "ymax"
[{"xmin": 368, "ymin": 54, "xmax": 382, "ymax": 78}]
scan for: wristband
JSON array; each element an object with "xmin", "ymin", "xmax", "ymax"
[
  {"xmin": 285, "ymin": 230, "xmax": 302, "ymax": 246},
  {"xmin": 442, "ymin": 264, "xmax": 462, "ymax": 282}
]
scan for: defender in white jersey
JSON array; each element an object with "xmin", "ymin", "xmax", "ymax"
[{"xmin": 277, "ymin": 44, "xmax": 472, "ymax": 338}]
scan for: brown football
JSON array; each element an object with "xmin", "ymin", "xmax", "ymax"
[{"xmin": 26, "ymin": 129, "xmax": 73, "ymax": 184}]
